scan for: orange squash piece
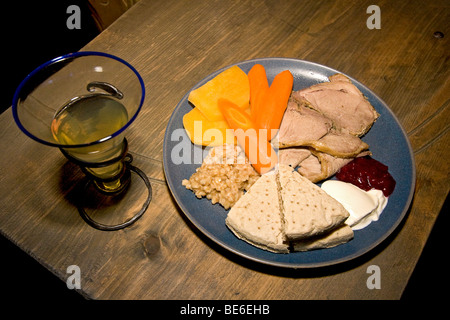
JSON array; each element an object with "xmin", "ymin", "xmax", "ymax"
[
  {"xmin": 183, "ymin": 107, "xmax": 236, "ymax": 146},
  {"xmin": 188, "ymin": 65, "xmax": 250, "ymax": 121}
]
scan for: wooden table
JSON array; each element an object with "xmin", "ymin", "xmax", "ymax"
[{"xmin": 0, "ymin": 0, "xmax": 448, "ymax": 300}]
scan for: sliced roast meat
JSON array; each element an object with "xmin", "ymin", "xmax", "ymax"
[
  {"xmin": 296, "ymin": 153, "xmax": 323, "ymax": 182},
  {"xmin": 308, "ymin": 129, "xmax": 369, "ymax": 158},
  {"xmin": 276, "ymin": 73, "xmax": 378, "ymax": 183},
  {"xmin": 314, "ymin": 150, "xmax": 371, "ymax": 182},
  {"xmin": 299, "ymin": 73, "xmax": 362, "ymax": 97},
  {"xmin": 295, "ymin": 150, "xmax": 372, "ymax": 183},
  {"xmin": 278, "ymin": 100, "xmax": 369, "ymax": 158},
  {"xmin": 292, "ymin": 74, "xmax": 379, "ymax": 136},
  {"xmin": 277, "ymin": 99, "xmax": 332, "ymax": 148},
  {"xmin": 278, "ymin": 147, "xmax": 311, "ymax": 168}
]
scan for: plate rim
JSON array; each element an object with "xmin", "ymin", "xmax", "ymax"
[{"xmin": 162, "ymin": 57, "xmax": 416, "ymax": 268}]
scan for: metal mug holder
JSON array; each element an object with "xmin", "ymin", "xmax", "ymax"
[
  {"xmin": 57, "ymin": 81, "xmax": 152, "ymax": 231},
  {"xmin": 61, "ymin": 139, "xmax": 152, "ymax": 231}
]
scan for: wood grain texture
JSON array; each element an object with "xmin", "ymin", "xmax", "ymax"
[{"xmin": 0, "ymin": 0, "xmax": 448, "ymax": 300}]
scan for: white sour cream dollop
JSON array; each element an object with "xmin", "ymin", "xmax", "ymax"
[{"xmin": 321, "ymin": 180, "xmax": 388, "ymax": 230}]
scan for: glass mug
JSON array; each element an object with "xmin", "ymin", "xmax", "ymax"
[{"xmin": 12, "ymin": 51, "xmax": 151, "ymax": 230}]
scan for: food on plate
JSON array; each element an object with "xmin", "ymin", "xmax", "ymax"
[
  {"xmin": 226, "ymin": 170, "xmax": 289, "ymax": 253},
  {"xmin": 218, "ymin": 99, "xmax": 255, "ymax": 131},
  {"xmin": 277, "ymin": 164, "xmax": 349, "ymax": 239},
  {"xmin": 214, "ymin": 65, "xmax": 292, "ymax": 174},
  {"xmin": 276, "ymin": 73, "xmax": 379, "ymax": 182},
  {"xmin": 182, "ymin": 144, "xmax": 259, "ymax": 210},
  {"xmin": 180, "ymin": 64, "xmax": 393, "ymax": 254},
  {"xmin": 253, "ymin": 69, "xmax": 293, "ymax": 141},
  {"xmin": 219, "ymin": 99, "xmax": 278, "ymax": 174},
  {"xmin": 336, "ymin": 156, "xmax": 396, "ymax": 197},
  {"xmin": 182, "ymin": 107, "xmax": 236, "ymax": 146},
  {"xmin": 248, "ymin": 64, "xmax": 269, "ymax": 120},
  {"xmin": 305, "ymin": 130, "xmax": 370, "ymax": 158},
  {"xmin": 188, "ymin": 65, "xmax": 250, "ymax": 121},
  {"xmin": 277, "ymin": 100, "xmax": 333, "ymax": 146},
  {"xmin": 292, "ymin": 73, "xmax": 379, "ymax": 136},
  {"xmin": 291, "ymin": 224, "xmax": 354, "ymax": 252},
  {"xmin": 279, "ymin": 147, "xmax": 372, "ymax": 183},
  {"xmin": 225, "ymin": 164, "xmax": 353, "ymax": 253},
  {"xmin": 321, "ymin": 180, "xmax": 388, "ymax": 230}
]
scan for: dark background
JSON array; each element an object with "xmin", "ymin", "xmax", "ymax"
[
  {"xmin": 1, "ymin": 1, "xmax": 98, "ymax": 301},
  {"xmin": 1, "ymin": 1, "xmax": 98, "ymax": 114},
  {"xmin": 1, "ymin": 1, "xmax": 447, "ymax": 301}
]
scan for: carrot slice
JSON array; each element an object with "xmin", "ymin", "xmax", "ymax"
[
  {"xmin": 219, "ymin": 99, "xmax": 278, "ymax": 174},
  {"xmin": 254, "ymin": 70, "xmax": 293, "ymax": 140},
  {"xmin": 218, "ymin": 99, "xmax": 254, "ymax": 131},
  {"xmin": 248, "ymin": 64, "xmax": 269, "ymax": 121},
  {"xmin": 234, "ymin": 129, "xmax": 278, "ymax": 174}
]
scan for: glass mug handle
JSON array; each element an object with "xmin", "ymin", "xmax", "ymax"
[{"xmin": 87, "ymin": 81, "xmax": 124, "ymax": 99}]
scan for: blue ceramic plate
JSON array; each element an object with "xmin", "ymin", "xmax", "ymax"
[{"xmin": 163, "ymin": 58, "xmax": 415, "ymax": 268}]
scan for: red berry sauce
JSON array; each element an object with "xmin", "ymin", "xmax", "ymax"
[{"xmin": 336, "ymin": 156, "xmax": 396, "ymax": 197}]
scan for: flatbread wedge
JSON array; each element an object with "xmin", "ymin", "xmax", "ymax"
[
  {"xmin": 225, "ymin": 165, "xmax": 353, "ymax": 253},
  {"xmin": 292, "ymin": 224, "xmax": 354, "ymax": 251},
  {"xmin": 277, "ymin": 164, "xmax": 349, "ymax": 240},
  {"xmin": 225, "ymin": 172, "xmax": 289, "ymax": 253}
]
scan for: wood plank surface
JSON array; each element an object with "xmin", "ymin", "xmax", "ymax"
[{"xmin": 0, "ymin": 0, "xmax": 449, "ymax": 300}]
